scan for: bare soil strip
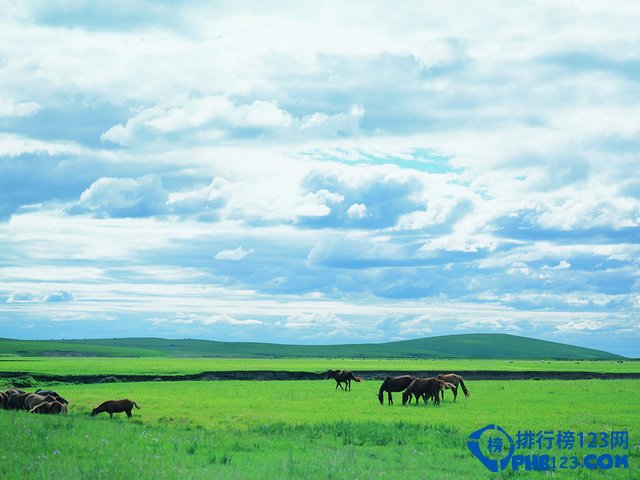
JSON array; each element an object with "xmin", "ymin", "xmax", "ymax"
[{"xmin": 2, "ymin": 370, "xmax": 640, "ymax": 384}]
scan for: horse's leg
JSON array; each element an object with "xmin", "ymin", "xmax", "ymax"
[
  {"xmin": 453, "ymin": 386, "xmax": 458, "ymax": 402},
  {"xmin": 388, "ymin": 391, "xmax": 392, "ymax": 405},
  {"xmin": 347, "ymin": 379, "xmax": 351, "ymax": 391}
]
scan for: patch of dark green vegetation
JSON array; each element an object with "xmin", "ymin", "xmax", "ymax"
[{"xmin": 0, "ymin": 333, "xmax": 625, "ymax": 360}]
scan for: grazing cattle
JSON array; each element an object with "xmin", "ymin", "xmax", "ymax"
[
  {"xmin": 30, "ymin": 401, "xmax": 67, "ymax": 415},
  {"xmin": 6, "ymin": 392, "xmax": 30, "ymax": 410},
  {"xmin": 377, "ymin": 375, "xmax": 416, "ymax": 405},
  {"xmin": 25, "ymin": 394, "xmax": 57, "ymax": 411},
  {"xmin": 436, "ymin": 373, "xmax": 470, "ymax": 402},
  {"xmin": 326, "ymin": 370, "xmax": 363, "ymax": 391},
  {"xmin": 91, "ymin": 399, "xmax": 140, "ymax": 418},
  {"xmin": 402, "ymin": 378, "xmax": 444, "ymax": 406}
]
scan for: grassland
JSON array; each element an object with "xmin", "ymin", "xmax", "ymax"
[
  {"xmin": 1, "ymin": 379, "xmax": 638, "ymax": 479},
  {"xmin": 0, "ymin": 333, "xmax": 624, "ymax": 359},
  {"xmin": 0, "ymin": 356, "xmax": 637, "ymax": 378}
]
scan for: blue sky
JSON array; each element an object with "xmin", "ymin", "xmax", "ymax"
[{"xmin": 1, "ymin": 1, "xmax": 640, "ymax": 356}]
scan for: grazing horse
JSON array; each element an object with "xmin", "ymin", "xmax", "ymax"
[
  {"xmin": 326, "ymin": 370, "xmax": 362, "ymax": 391},
  {"xmin": 6, "ymin": 392, "xmax": 30, "ymax": 411},
  {"xmin": 378, "ymin": 375, "xmax": 416, "ymax": 405},
  {"xmin": 25, "ymin": 394, "xmax": 57, "ymax": 411},
  {"xmin": 35, "ymin": 390, "xmax": 69, "ymax": 404},
  {"xmin": 436, "ymin": 373, "xmax": 470, "ymax": 402},
  {"xmin": 402, "ymin": 378, "xmax": 444, "ymax": 406},
  {"xmin": 30, "ymin": 401, "xmax": 67, "ymax": 415},
  {"xmin": 91, "ymin": 399, "xmax": 140, "ymax": 418}
]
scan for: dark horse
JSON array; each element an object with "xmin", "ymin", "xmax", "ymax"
[
  {"xmin": 402, "ymin": 378, "xmax": 443, "ymax": 406},
  {"xmin": 326, "ymin": 370, "xmax": 362, "ymax": 391},
  {"xmin": 436, "ymin": 373, "xmax": 470, "ymax": 402},
  {"xmin": 378, "ymin": 375, "xmax": 415, "ymax": 405}
]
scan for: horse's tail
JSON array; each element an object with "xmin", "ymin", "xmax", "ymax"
[
  {"xmin": 133, "ymin": 401, "xmax": 140, "ymax": 409},
  {"xmin": 458, "ymin": 377, "xmax": 470, "ymax": 398}
]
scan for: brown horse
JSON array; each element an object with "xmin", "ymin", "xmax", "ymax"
[
  {"xmin": 91, "ymin": 399, "xmax": 140, "ymax": 418},
  {"xmin": 25, "ymin": 394, "xmax": 57, "ymax": 411},
  {"xmin": 326, "ymin": 370, "xmax": 362, "ymax": 391},
  {"xmin": 6, "ymin": 392, "xmax": 30, "ymax": 410},
  {"xmin": 30, "ymin": 401, "xmax": 67, "ymax": 415},
  {"xmin": 436, "ymin": 373, "xmax": 470, "ymax": 402},
  {"xmin": 378, "ymin": 375, "xmax": 416, "ymax": 405},
  {"xmin": 402, "ymin": 378, "xmax": 443, "ymax": 406}
]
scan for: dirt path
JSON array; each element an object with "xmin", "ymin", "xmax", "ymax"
[{"xmin": 2, "ymin": 369, "xmax": 640, "ymax": 385}]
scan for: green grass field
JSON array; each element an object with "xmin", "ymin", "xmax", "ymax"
[
  {"xmin": 0, "ymin": 356, "xmax": 637, "ymax": 378},
  {"xmin": 1, "ymin": 379, "xmax": 637, "ymax": 479}
]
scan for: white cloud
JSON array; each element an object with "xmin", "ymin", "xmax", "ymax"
[
  {"xmin": 74, "ymin": 176, "xmax": 169, "ymax": 217},
  {"xmin": 396, "ymin": 316, "xmax": 433, "ymax": 336},
  {"xmin": 0, "ymin": 99, "xmax": 40, "ymax": 117},
  {"xmin": 294, "ymin": 190, "xmax": 344, "ymax": 218},
  {"xmin": 555, "ymin": 320, "xmax": 605, "ymax": 333},
  {"xmin": 545, "ymin": 260, "xmax": 571, "ymax": 270},
  {"xmin": 201, "ymin": 314, "xmax": 262, "ymax": 326},
  {"xmin": 347, "ymin": 203, "xmax": 367, "ymax": 219},
  {"xmin": 2, "ymin": 2, "xmax": 640, "ymax": 355},
  {"xmin": 7, "ymin": 290, "xmax": 74, "ymax": 303},
  {"xmin": 215, "ymin": 246, "xmax": 254, "ymax": 261},
  {"xmin": 284, "ymin": 312, "xmax": 349, "ymax": 329},
  {"xmin": 101, "ymin": 96, "xmax": 292, "ymax": 145}
]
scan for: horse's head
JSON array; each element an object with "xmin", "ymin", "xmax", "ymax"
[
  {"xmin": 326, "ymin": 370, "xmax": 335, "ymax": 379},
  {"xmin": 401, "ymin": 390, "xmax": 410, "ymax": 405},
  {"xmin": 90, "ymin": 407, "xmax": 98, "ymax": 416}
]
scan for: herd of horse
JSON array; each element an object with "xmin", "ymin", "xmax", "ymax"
[
  {"xmin": 327, "ymin": 370, "xmax": 470, "ymax": 406},
  {"xmin": 0, "ymin": 388, "xmax": 69, "ymax": 414},
  {"xmin": 1, "ymin": 387, "xmax": 140, "ymax": 418},
  {"xmin": 2, "ymin": 372, "xmax": 465, "ymax": 418}
]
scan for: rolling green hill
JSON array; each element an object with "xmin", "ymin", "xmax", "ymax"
[{"xmin": 0, "ymin": 334, "xmax": 624, "ymax": 359}]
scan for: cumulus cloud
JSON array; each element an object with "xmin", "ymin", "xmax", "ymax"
[
  {"xmin": 215, "ymin": 246, "xmax": 254, "ymax": 261},
  {"xmin": 347, "ymin": 203, "xmax": 367, "ymax": 219},
  {"xmin": 298, "ymin": 165, "xmax": 425, "ymax": 228},
  {"xmin": 3, "ymin": 3, "xmax": 640, "ymax": 355},
  {"xmin": 0, "ymin": 99, "xmax": 40, "ymax": 117},
  {"xmin": 299, "ymin": 105, "xmax": 365, "ymax": 137},
  {"xmin": 201, "ymin": 314, "xmax": 262, "ymax": 326},
  {"xmin": 7, "ymin": 290, "xmax": 74, "ymax": 303},
  {"xmin": 284, "ymin": 312, "xmax": 349, "ymax": 330},
  {"xmin": 168, "ymin": 177, "xmax": 230, "ymax": 219},
  {"xmin": 101, "ymin": 96, "xmax": 292, "ymax": 145},
  {"xmin": 555, "ymin": 320, "xmax": 605, "ymax": 333},
  {"xmin": 72, "ymin": 175, "xmax": 169, "ymax": 218},
  {"xmin": 294, "ymin": 189, "xmax": 344, "ymax": 218}
]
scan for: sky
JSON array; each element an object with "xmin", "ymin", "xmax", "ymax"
[{"xmin": 1, "ymin": 1, "xmax": 639, "ymax": 357}]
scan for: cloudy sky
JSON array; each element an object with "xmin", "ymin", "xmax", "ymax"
[{"xmin": 1, "ymin": 1, "xmax": 639, "ymax": 356}]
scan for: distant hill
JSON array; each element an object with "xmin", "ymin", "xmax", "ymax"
[{"xmin": 0, "ymin": 334, "xmax": 624, "ymax": 359}]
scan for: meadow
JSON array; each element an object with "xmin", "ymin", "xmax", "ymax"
[
  {"xmin": 1, "ymin": 356, "xmax": 638, "ymax": 377},
  {"xmin": 1, "ymin": 378, "xmax": 638, "ymax": 479}
]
